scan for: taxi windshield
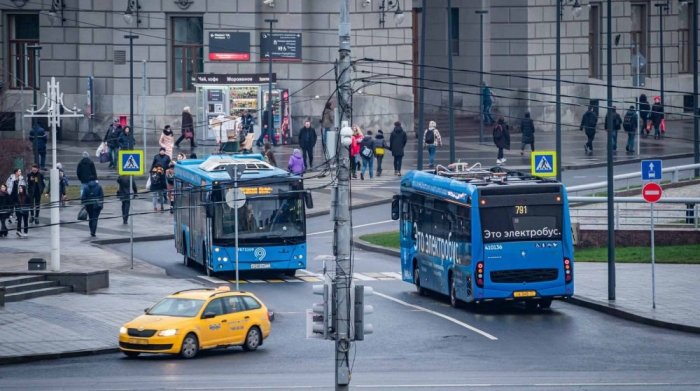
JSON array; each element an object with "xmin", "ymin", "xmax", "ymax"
[{"xmin": 147, "ymin": 298, "xmax": 205, "ymax": 318}]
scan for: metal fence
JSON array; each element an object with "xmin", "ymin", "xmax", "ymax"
[{"xmin": 567, "ymin": 163, "xmax": 700, "ymax": 196}]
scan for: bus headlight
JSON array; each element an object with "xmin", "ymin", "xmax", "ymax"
[
  {"xmin": 214, "ymin": 247, "xmax": 220, "ymax": 253},
  {"xmin": 223, "ymin": 257, "xmax": 228, "ymax": 262}
]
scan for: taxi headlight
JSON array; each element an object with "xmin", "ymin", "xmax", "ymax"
[
  {"xmin": 157, "ymin": 329, "xmax": 178, "ymax": 337},
  {"xmin": 119, "ymin": 326, "xmax": 127, "ymax": 335}
]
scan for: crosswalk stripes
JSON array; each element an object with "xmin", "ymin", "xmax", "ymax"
[
  {"xmin": 304, "ymin": 174, "xmax": 400, "ymax": 190},
  {"xmin": 196, "ymin": 271, "xmax": 402, "ymax": 285}
]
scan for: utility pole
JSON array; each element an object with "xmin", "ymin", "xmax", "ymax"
[
  {"xmin": 265, "ymin": 18, "xmax": 278, "ymax": 140},
  {"xmin": 654, "ymin": 2, "xmax": 668, "ymax": 106},
  {"xmin": 447, "ymin": 0, "xmax": 455, "ymax": 164},
  {"xmin": 125, "ymin": 33, "xmax": 139, "ymax": 132},
  {"xmin": 606, "ymin": 0, "xmax": 615, "ymax": 300},
  {"xmin": 142, "ymin": 60, "xmax": 147, "ymax": 153},
  {"xmin": 476, "ymin": 10, "xmax": 487, "ymax": 144},
  {"xmin": 417, "ymin": 0, "xmax": 427, "ymax": 170},
  {"xmin": 555, "ymin": 2, "xmax": 562, "ymax": 181},
  {"xmin": 692, "ymin": 1, "xmax": 699, "ymax": 177},
  {"xmin": 334, "ymin": 1, "xmax": 352, "ymax": 388}
]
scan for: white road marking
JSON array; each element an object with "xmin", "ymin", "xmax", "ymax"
[
  {"xmin": 198, "ymin": 276, "xmax": 228, "ymax": 284},
  {"xmin": 373, "ymin": 291, "xmax": 498, "ymax": 341},
  {"xmin": 381, "ymin": 271, "xmax": 403, "ymax": 279},
  {"xmin": 352, "ymin": 272, "xmax": 374, "ymax": 281},
  {"xmin": 307, "ymin": 220, "xmax": 395, "ymax": 236}
]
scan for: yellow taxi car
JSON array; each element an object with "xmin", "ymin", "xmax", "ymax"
[{"xmin": 119, "ymin": 286, "xmax": 271, "ymax": 359}]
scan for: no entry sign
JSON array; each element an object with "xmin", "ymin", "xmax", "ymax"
[{"xmin": 642, "ymin": 182, "xmax": 663, "ymax": 203}]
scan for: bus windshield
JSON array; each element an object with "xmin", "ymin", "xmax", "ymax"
[
  {"xmin": 480, "ymin": 204, "xmax": 563, "ymax": 243},
  {"xmin": 214, "ymin": 196, "xmax": 305, "ymax": 242}
]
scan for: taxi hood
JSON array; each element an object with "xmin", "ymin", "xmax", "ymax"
[{"xmin": 125, "ymin": 314, "xmax": 196, "ymax": 330}]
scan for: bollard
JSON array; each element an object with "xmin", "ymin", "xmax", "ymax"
[{"xmin": 28, "ymin": 258, "xmax": 47, "ymax": 271}]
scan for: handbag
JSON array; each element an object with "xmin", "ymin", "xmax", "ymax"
[
  {"xmin": 99, "ymin": 150, "xmax": 110, "ymax": 163},
  {"xmin": 183, "ymin": 129, "xmax": 194, "ymax": 139},
  {"xmin": 145, "ymin": 176, "xmax": 152, "ymax": 191},
  {"xmin": 77, "ymin": 207, "xmax": 88, "ymax": 221},
  {"xmin": 660, "ymin": 118, "xmax": 666, "ymax": 133},
  {"xmin": 375, "ymin": 146, "xmax": 385, "ymax": 156}
]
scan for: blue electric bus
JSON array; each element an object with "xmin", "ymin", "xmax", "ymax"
[
  {"xmin": 174, "ymin": 154, "xmax": 311, "ymax": 276},
  {"xmin": 391, "ymin": 164, "xmax": 574, "ymax": 309}
]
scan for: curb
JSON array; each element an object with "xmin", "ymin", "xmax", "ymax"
[
  {"xmin": 0, "ymin": 347, "xmax": 119, "ymax": 366},
  {"xmin": 352, "ymin": 238, "xmax": 700, "ymax": 335}
]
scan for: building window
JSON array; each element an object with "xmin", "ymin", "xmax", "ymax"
[
  {"xmin": 450, "ymin": 8, "xmax": 459, "ymax": 56},
  {"xmin": 588, "ymin": 4, "xmax": 601, "ymax": 78},
  {"xmin": 630, "ymin": 3, "xmax": 648, "ymax": 76},
  {"xmin": 171, "ymin": 16, "xmax": 203, "ymax": 92},
  {"xmin": 7, "ymin": 14, "xmax": 39, "ymax": 89},
  {"xmin": 679, "ymin": 11, "xmax": 692, "ymax": 73}
]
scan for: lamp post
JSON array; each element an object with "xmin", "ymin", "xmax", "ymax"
[
  {"xmin": 654, "ymin": 2, "xmax": 669, "ymax": 106},
  {"xmin": 417, "ymin": 1, "xmax": 427, "ymax": 170},
  {"xmin": 476, "ymin": 10, "xmax": 487, "ymax": 144},
  {"xmin": 447, "ymin": 0, "xmax": 455, "ymax": 163},
  {"xmin": 606, "ymin": 0, "xmax": 615, "ymax": 300},
  {"xmin": 26, "ymin": 44, "xmax": 42, "ymax": 156},
  {"xmin": 682, "ymin": 0, "xmax": 699, "ymax": 177},
  {"xmin": 124, "ymin": 34, "xmax": 139, "ymax": 132},
  {"xmin": 264, "ymin": 18, "xmax": 278, "ymax": 142}
]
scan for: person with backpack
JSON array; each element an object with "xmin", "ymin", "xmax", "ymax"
[
  {"xmin": 638, "ymin": 94, "xmax": 651, "ymax": 137},
  {"xmin": 580, "ymin": 106, "xmax": 598, "ymax": 155},
  {"xmin": 359, "ymin": 130, "xmax": 376, "ymax": 180},
  {"xmin": 651, "ymin": 96, "xmax": 664, "ymax": 140},
  {"xmin": 77, "ymin": 151, "xmax": 97, "ymax": 198},
  {"xmin": 493, "ymin": 117, "xmax": 510, "ymax": 165},
  {"xmin": 423, "ymin": 121, "xmax": 443, "ymax": 168},
  {"xmin": 298, "ymin": 120, "xmax": 318, "ymax": 170},
  {"xmin": 374, "ymin": 130, "xmax": 386, "ymax": 177},
  {"xmin": 604, "ymin": 106, "xmax": 623, "ymax": 151},
  {"xmin": 389, "ymin": 121, "xmax": 408, "ymax": 176},
  {"xmin": 149, "ymin": 164, "xmax": 166, "ymax": 212},
  {"xmin": 623, "ymin": 106, "xmax": 638, "ymax": 154},
  {"xmin": 116, "ymin": 175, "xmax": 138, "ymax": 224},
  {"xmin": 81, "ymin": 179, "xmax": 104, "ymax": 237},
  {"xmin": 520, "ymin": 112, "xmax": 536, "ymax": 155}
]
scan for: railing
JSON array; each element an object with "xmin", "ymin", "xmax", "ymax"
[
  {"xmin": 568, "ymin": 196, "xmax": 700, "ymax": 230},
  {"xmin": 567, "ymin": 163, "xmax": 700, "ymax": 195}
]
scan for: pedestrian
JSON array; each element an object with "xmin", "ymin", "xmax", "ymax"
[
  {"xmin": 149, "ymin": 164, "xmax": 166, "ymax": 212},
  {"xmin": 651, "ymin": 96, "xmax": 664, "ymax": 140},
  {"xmin": 241, "ymin": 109, "xmax": 255, "ymax": 133},
  {"xmin": 158, "ymin": 125, "xmax": 174, "ymax": 158},
  {"xmin": 176, "ymin": 152, "xmax": 188, "ymax": 162},
  {"xmin": 29, "ymin": 122, "xmax": 47, "ymax": 169},
  {"xmin": 389, "ymin": 121, "xmax": 408, "ymax": 176},
  {"xmin": 117, "ymin": 175, "xmax": 138, "ymax": 224},
  {"xmin": 151, "ymin": 147, "xmax": 172, "ymax": 171},
  {"xmin": 493, "ymin": 117, "xmax": 510, "ymax": 165},
  {"xmin": 0, "ymin": 184, "xmax": 11, "ymax": 237},
  {"xmin": 257, "ymin": 108, "xmax": 276, "ymax": 147},
  {"xmin": 13, "ymin": 185, "xmax": 30, "ymax": 238},
  {"xmin": 47, "ymin": 163, "xmax": 69, "ymax": 207},
  {"xmin": 359, "ymin": 130, "xmax": 376, "ymax": 180},
  {"xmin": 288, "ymin": 148, "xmax": 305, "ymax": 176},
  {"xmin": 165, "ymin": 162, "xmax": 175, "ymax": 213},
  {"xmin": 639, "ymin": 94, "xmax": 651, "ymax": 137},
  {"xmin": 298, "ymin": 120, "xmax": 318, "ymax": 170},
  {"xmin": 240, "ymin": 129, "xmax": 255, "ymax": 153},
  {"xmin": 604, "ymin": 106, "xmax": 622, "ymax": 151},
  {"xmin": 81, "ymin": 179, "xmax": 104, "ymax": 237},
  {"xmin": 374, "ymin": 130, "xmax": 386, "ymax": 177},
  {"xmin": 580, "ymin": 106, "xmax": 598, "ymax": 155},
  {"xmin": 5, "ymin": 168, "xmax": 26, "ymax": 196},
  {"xmin": 104, "ymin": 119, "xmax": 122, "ymax": 169},
  {"xmin": 622, "ymin": 105, "xmax": 638, "ymax": 154},
  {"xmin": 321, "ymin": 101, "xmax": 334, "ymax": 146},
  {"xmin": 520, "ymin": 112, "xmax": 536, "ymax": 155},
  {"xmin": 423, "ymin": 121, "xmax": 443, "ymax": 168},
  {"xmin": 482, "ymin": 83, "xmax": 495, "ymax": 125},
  {"xmin": 119, "ymin": 125, "xmax": 135, "ymax": 151},
  {"xmin": 350, "ymin": 126, "xmax": 363, "ymax": 179},
  {"xmin": 174, "ymin": 106, "xmax": 196, "ymax": 149},
  {"xmin": 263, "ymin": 142, "xmax": 277, "ymax": 167},
  {"xmin": 77, "ymin": 151, "xmax": 97, "ymax": 197},
  {"xmin": 26, "ymin": 164, "xmax": 45, "ymax": 225}
]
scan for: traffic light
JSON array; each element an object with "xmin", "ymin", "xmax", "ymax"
[
  {"xmin": 352, "ymin": 284, "xmax": 374, "ymax": 341},
  {"xmin": 311, "ymin": 281, "xmax": 332, "ymax": 339}
]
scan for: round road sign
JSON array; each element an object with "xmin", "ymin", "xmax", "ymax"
[{"xmin": 642, "ymin": 182, "xmax": 663, "ymax": 203}]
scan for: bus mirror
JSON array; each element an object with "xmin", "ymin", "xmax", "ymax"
[
  {"xmin": 391, "ymin": 196, "xmax": 400, "ymax": 220},
  {"xmin": 305, "ymin": 191, "xmax": 314, "ymax": 209}
]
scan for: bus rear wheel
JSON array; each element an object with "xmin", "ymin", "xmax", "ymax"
[
  {"xmin": 414, "ymin": 265, "xmax": 425, "ymax": 296},
  {"xmin": 183, "ymin": 240, "xmax": 192, "ymax": 267},
  {"xmin": 449, "ymin": 276, "xmax": 460, "ymax": 308}
]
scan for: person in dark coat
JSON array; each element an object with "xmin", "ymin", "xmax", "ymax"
[
  {"xmin": 298, "ymin": 120, "xmax": 318, "ymax": 170},
  {"xmin": 77, "ymin": 151, "xmax": 97, "ymax": 197},
  {"xmin": 623, "ymin": 105, "xmax": 638, "ymax": 154},
  {"xmin": 174, "ymin": 106, "xmax": 196, "ymax": 148},
  {"xmin": 117, "ymin": 175, "xmax": 138, "ymax": 224},
  {"xmin": 604, "ymin": 106, "xmax": 622, "ymax": 151},
  {"xmin": 638, "ymin": 94, "xmax": 651, "ymax": 137},
  {"xmin": 389, "ymin": 121, "xmax": 408, "ymax": 176},
  {"xmin": 104, "ymin": 119, "xmax": 122, "ymax": 168},
  {"xmin": 520, "ymin": 112, "xmax": 535, "ymax": 155},
  {"xmin": 149, "ymin": 164, "xmax": 166, "ymax": 212},
  {"xmin": 118, "ymin": 126, "xmax": 135, "ymax": 150},
  {"xmin": 651, "ymin": 96, "xmax": 664, "ymax": 140},
  {"xmin": 493, "ymin": 117, "xmax": 510, "ymax": 165},
  {"xmin": 13, "ymin": 185, "xmax": 30, "ymax": 237},
  {"xmin": 151, "ymin": 147, "xmax": 172, "ymax": 171},
  {"xmin": 241, "ymin": 109, "xmax": 255, "ymax": 132},
  {"xmin": 580, "ymin": 106, "xmax": 598, "ymax": 155},
  {"xmin": 257, "ymin": 109, "xmax": 277, "ymax": 147},
  {"xmin": 0, "ymin": 183, "xmax": 11, "ymax": 237},
  {"xmin": 81, "ymin": 179, "xmax": 104, "ymax": 237},
  {"xmin": 374, "ymin": 130, "xmax": 386, "ymax": 177},
  {"xmin": 29, "ymin": 122, "xmax": 48, "ymax": 169},
  {"xmin": 359, "ymin": 130, "xmax": 376, "ymax": 180},
  {"xmin": 26, "ymin": 164, "xmax": 45, "ymax": 225}
]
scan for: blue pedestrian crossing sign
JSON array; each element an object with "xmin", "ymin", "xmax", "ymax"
[
  {"xmin": 118, "ymin": 150, "xmax": 144, "ymax": 176},
  {"xmin": 531, "ymin": 151, "xmax": 557, "ymax": 177},
  {"xmin": 641, "ymin": 159, "xmax": 662, "ymax": 181}
]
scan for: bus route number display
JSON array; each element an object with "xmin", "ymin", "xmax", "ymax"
[{"xmin": 514, "ymin": 205, "xmax": 528, "ymax": 215}]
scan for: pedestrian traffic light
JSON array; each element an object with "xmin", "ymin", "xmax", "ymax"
[
  {"xmin": 311, "ymin": 281, "xmax": 332, "ymax": 339},
  {"xmin": 352, "ymin": 284, "xmax": 374, "ymax": 341}
]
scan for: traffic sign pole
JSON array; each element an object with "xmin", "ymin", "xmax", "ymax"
[
  {"xmin": 651, "ymin": 202, "xmax": 656, "ymax": 309},
  {"xmin": 130, "ymin": 175, "xmax": 134, "ymax": 270}
]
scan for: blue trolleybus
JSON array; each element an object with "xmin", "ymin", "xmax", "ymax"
[
  {"xmin": 174, "ymin": 154, "xmax": 310, "ymax": 276},
  {"xmin": 391, "ymin": 164, "xmax": 574, "ymax": 309}
]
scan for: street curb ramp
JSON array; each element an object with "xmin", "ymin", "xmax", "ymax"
[{"xmin": 0, "ymin": 347, "xmax": 119, "ymax": 366}]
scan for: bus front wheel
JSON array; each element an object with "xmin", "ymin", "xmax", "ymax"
[
  {"xmin": 414, "ymin": 264, "xmax": 425, "ymax": 296},
  {"xmin": 203, "ymin": 244, "xmax": 212, "ymax": 277},
  {"xmin": 183, "ymin": 239, "xmax": 192, "ymax": 267}
]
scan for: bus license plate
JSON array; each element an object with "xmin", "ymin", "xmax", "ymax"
[
  {"xmin": 128, "ymin": 338, "xmax": 148, "ymax": 345},
  {"xmin": 513, "ymin": 291, "xmax": 536, "ymax": 298},
  {"xmin": 251, "ymin": 263, "xmax": 271, "ymax": 269}
]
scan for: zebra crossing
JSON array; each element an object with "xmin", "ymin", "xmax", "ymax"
[
  {"xmin": 197, "ymin": 270, "xmax": 403, "ymax": 285},
  {"xmin": 304, "ymin": 173, "xmax": 400, "ymax": 191}
]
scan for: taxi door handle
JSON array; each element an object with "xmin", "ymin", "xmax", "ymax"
[
  {"xmin": 244, "ymin": 316, "xmax": 250, "ymax": 319},
  {"xmin": 221, "ymin": 319, "xmax": 227, "ymax": 323}
]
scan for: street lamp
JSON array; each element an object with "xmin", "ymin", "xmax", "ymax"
[
  {"xmin": 379, "ymin": 0, "xmax": 405, "ymax": 28},
  {"xmin": 605, "ymin": 0, "xmax": 615, "ymax": 300},
  {"xmin": 26, "ymin": 45, "xmax": 42, "ymax": 155},
  {"xmin": 264, "ymin": 18, "xmax": 278, "ymax": 144},
  {"xmin": 679, "ymin": 0, "xmax": 699, "ymax": 176},
  {"xmin": 447, "ymin": 0, "xmax": 455, "ymax": 163},
  {"xmin": 555, "ymin": 0, "xmax": 582, "ymax": 182},
  {"xmin": 475, "ymin": 10, "xmax": 487, "ymax": 144},
  {"xmin": 124, "ymin": 34, "xmax": 139, "ymax": 133},
  {"xmin": 123, "ymin": 0, "xmax": 141, "ymax": 26},
  {"xmin": 654, "ymin": 1, "xmax": 669, "ymax": 106}
]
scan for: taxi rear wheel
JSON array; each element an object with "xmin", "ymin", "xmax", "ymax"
[
  {"xmin": 123, "ymin": 351, "xmax": 140, "ymax": 358},
  {"xmin": 180, "ymin": 333, "xmax": 199, "ymax": 359},
  {"xmin": 242, "ymin": 327, "xmax": 261, "ymax": 351}
]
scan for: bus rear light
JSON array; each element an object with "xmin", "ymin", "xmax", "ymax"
[
  {"xmin": 475, "ymin": 262, "xmax": 485, "ymax": 288},
  {"xmin": 564, "ymin": 257, "xmax": 573, "ymax": 283},
  {"xmin": 480, "ymin": 199, "xmax": 487, "ymax": 205}
]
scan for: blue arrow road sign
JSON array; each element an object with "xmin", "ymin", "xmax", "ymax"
[{"xmin": 641, "ymin": 159, "xmax": 662, "ymax": 181}]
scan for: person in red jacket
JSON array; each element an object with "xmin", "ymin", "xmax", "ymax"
[{"xmin": 350, "ymin": 125, "xmax": 363, "ymax": 179}]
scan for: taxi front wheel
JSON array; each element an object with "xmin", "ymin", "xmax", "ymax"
[
  {"xmin": 180, "ymin": 333, "xmax": 199, "ymax": 359},
  {"xmin": 243, "ymin": 327, "xmax": 261, "ymax": 351}
]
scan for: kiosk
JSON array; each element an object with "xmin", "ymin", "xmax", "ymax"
[{"xmin": 193, "ymin": 73, "xmax": 292, "ymax": 144}]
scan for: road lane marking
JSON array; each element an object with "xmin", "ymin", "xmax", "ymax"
[
  {"xmin": 198, "ymin": 276, "xmax": 228, "ymax": 284},
  {"xmin": 373, "ymin": 291, "xmax": 498, "ymax": 341},
  {"xmin": 352, "ymin": 272, "xmax": 373, "ymax": 281},
  {"xmin": 307, "ymin": 220, "xmax": 395, "ymax": 236}
]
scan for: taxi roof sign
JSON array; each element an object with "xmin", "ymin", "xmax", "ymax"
[
  {"xmin": 531, "ymin": 151, "xmax": 557, "ymax": 177},
  {"xmin": 118, "ymin": 150, "xmax": 144, "ymax": 176}
]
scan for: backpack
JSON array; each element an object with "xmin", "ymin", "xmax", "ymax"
[
  {"xmin": 613, "ymin": 114, "xmax": 622, "ymax": 130},
  {"xmin": 623, "ymin": 112, "xmax": 634, "ymax": 131},
  {"xmin": 150, "ymin": 171, "xmax": 163, "ymax": 186},
  {"xmin": 424, "ymin": 129, "xmax": 435, "ymax": 144},
  {"xmin": 361, "ymin": 144, "xmax": 374, "ymax": 158}
]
